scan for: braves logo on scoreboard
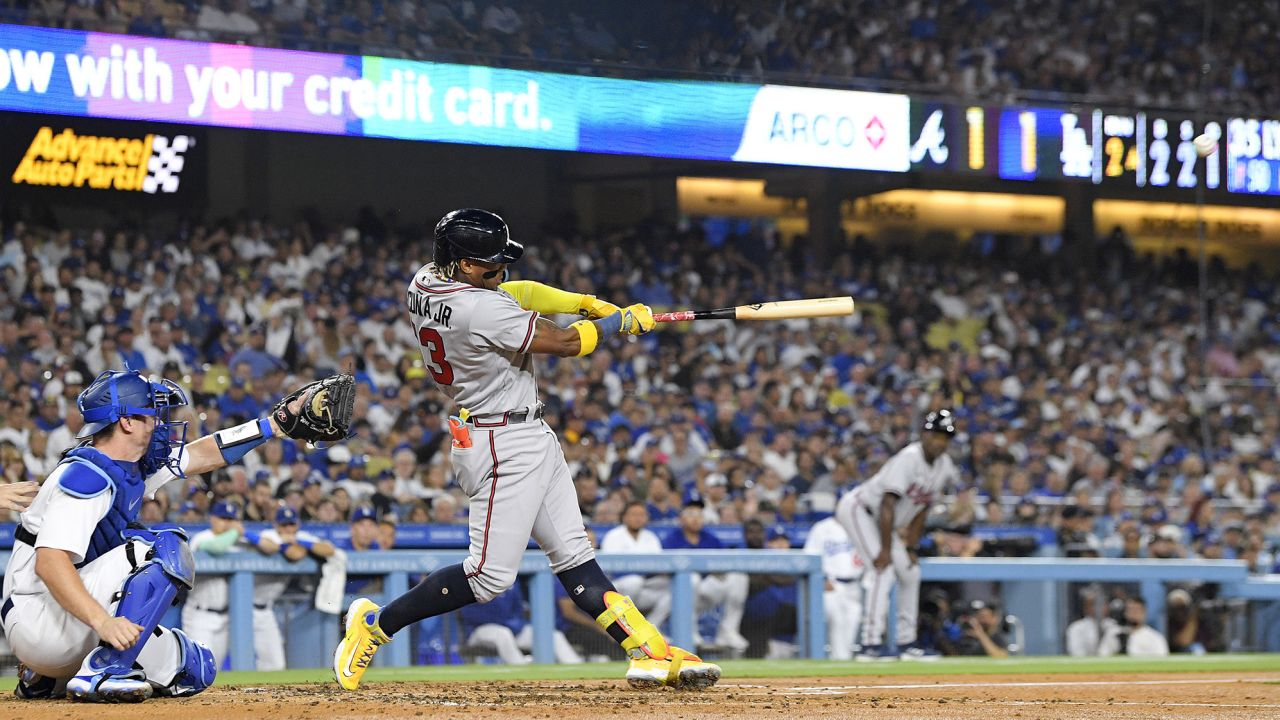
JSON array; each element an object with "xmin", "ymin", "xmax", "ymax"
[{"xmin": 11, "ymin": 126, "xmax": 194, "ymax": 194}]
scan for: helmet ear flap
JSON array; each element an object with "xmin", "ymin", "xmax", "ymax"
[{"xmin": 433, "ymin": 235, "xmax": 456, "ymax": 267}]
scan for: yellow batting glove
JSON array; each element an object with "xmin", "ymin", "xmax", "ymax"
[
  {"xmin": 620, "ymin": 303, "xmax": 655, "ymax": 335},
  {"xmin": 579, "ymin": 294, "xmax": 622, "ymax": 319}
]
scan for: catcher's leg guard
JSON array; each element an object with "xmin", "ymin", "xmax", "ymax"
[
  {"xmin": 67, "ymin": 532, "xmax": 194, "ymax": 703},
  {"xmin": 152, "ymin": 628, "xmax": 216, "ymax": 697},
  {"xmin": 596, "ymin": 591, "xmax": 721, "ymax": 691}
]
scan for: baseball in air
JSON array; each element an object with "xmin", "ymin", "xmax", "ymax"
[{"xmin": 1193, "ymin": 134, "xmax": 1217, "ymax": 157}]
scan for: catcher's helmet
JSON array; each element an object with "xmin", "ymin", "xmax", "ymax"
[
  {"xmin": 77, "ymin": 369, "xmax": 189, "ymax": 476},
  {"xmin": 921, "ymin": 409, "xmax": 956, "ymax": 435},
  {"xmin": 433, "ymin": 208, "xmax": 524, "ymax": 267}
]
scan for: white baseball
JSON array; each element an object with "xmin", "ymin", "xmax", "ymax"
[{"xmin": 1193, "ymin": 134, "xmax": 1217, "ymax": 158}]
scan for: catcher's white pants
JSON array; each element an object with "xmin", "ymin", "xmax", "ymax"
[
  {"xmin": 824, "ymin": 579, "xmax": 862, "ymax": 660},
  {"xmin": 613, "ymin": 574, "xmax": 672, "ymax": 630},
  {"xmin": 2, "ymin": 541, "xmax": 181, "ymax": 683},
  {"xmin": 694, "ymin": 572, "xmax": 749, "ymax": 645},
  {"xmin": 253, "ymin": 606, "xmax": 286, "ymax": 671},
  {"xmin": 181, "ymin": 605, "xmax": 229, "ymax": 669},
  {"xmin": 836, "ymin": 495, "xmax": 920, "ymax": 647}
]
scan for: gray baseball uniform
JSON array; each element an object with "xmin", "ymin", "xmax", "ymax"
[
  {"xmin": 406, "ymin": 264, "xmax": 593, "ymax": 602},
  {"xmin": 836, "ymin": 441, "xmax": 956, "ymax": 648}
]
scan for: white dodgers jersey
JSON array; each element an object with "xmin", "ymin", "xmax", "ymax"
[
  {"xmin": 803, "ymin": 516, "xmax": 863, "ymax": 582},
  {"xmin": 854, "ymin": 442, "xmax": 957, "ymax": 530},
  {"xmin": 406, "ymin": 264, "xmax": 540, "ymax": 415}
]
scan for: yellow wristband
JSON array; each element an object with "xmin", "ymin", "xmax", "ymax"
[{"xmin": 570, "ymin": 319, "xmax": 599, "ymax": 357}]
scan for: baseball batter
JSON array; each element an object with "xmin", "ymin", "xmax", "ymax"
[
  {"xmin": 835, "ymin": 410, "xmax": 958, "ymax": 661},
  {"xmin": 2, "ymin": 369, "xmax": 321, "ymax": 702},
  {"xmin": 802, "ymin": 513, "xmax": 863, "ymax": 660},
  {"xmin": 335, "ymin": 208, "xmax": 720, "ymax": 690}
]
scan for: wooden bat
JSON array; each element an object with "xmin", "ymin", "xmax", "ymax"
[{"xmin": 653, "ymin": 296, "xmax": 855, "ymax": 323}]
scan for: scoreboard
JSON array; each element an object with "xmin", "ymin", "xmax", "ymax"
[
  {"xmin": 909, "ymin": 101, "xmax": 1275, "ymax": 197},
  {"xmin": 1227, "ymin": 118, "xmax": 1280, "ymax": 196},
  {"xmin": 1094, "ymin": 110, "xmax": 1222, "ymax": 191}
]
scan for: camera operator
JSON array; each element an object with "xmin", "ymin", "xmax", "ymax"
[
  {"xmin": 917, "ymin": 588, "xmax": 961, "ymax": 656},
  {"xmin": 1098, "ymin": 596, "xmax": 1169, "ymax": 657},
  {"xmin": 1166, "ymin": 587, "xmax": 1227, "ymax": 654},
  {"xmin": 954, "ymin": 599, "xmax": 1008, "ymax": 658}
]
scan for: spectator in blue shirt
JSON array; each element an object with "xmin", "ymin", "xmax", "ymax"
[
  {"xmin": 126, "ymin": 0, "xmax": 166, "ymax": 36},
  {"xmin": 227, "ymin": 325, "xmax": 287, "ymax": 379},
  {"xmin": 662, "ymin": 493, "xmax": 749, "ymax": 653},
  {"xmin": 217, "ymin": 377, "xmax": 262, "ymax": 423},
  {"xmin": 33, "ymin": 395, "xmax": 64, "ymax": 432},
  {"xmin": 115, "ymin": 327, "xmax": 147, "ymax": 372},
  {"xmin": 645, "ymin": 473, "xmax": 681, "ymax": 522},
  {"xmin": 337, "ymin": 506, "xmax": 383, "ymax": 594},
  {"xmin": 663, "ymin": 493, "xmax": 722, "ymax": 550},
  {"xmin": 338, "ymin": 506, "xmax": 382, "ymax": 552}
]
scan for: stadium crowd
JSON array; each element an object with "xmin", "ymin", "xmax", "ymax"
[
  {"xmin": 1, "ymin": 0, "xmax": 1276, "ymax": 111},
  {"xmin": 1, "ymin": 209, "xmax": 1278, "ymax": 581}
]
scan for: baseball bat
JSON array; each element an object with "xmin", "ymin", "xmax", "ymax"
[{"xmin": 653, "ymin": 296, "xmax": 855, "ymax": 323}]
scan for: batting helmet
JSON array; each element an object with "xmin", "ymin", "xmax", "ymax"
[
  {"xmin": 433, "ymin": 208, "xmax": 524, "ymax": 267},
  {"xmin": 921, "ymin": 409, "xmax": 956, "ymax": 435}
]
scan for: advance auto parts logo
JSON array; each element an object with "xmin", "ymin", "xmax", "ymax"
[{"xmin": 11, "ymin": 126, "xmax": 193, "ymax": 194}]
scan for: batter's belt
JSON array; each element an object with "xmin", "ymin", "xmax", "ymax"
[{"xmin": 465, "ymin": 404, "xmax": 545, "ymax": 428}]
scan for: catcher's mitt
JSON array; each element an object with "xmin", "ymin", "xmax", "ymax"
[{"xmin": 272, "ymin": 374, "xmax": 356, "ymax": 443}]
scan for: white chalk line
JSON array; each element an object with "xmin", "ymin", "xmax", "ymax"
[
  {"xmin": 723, "ymin": 677, "xmax": 1272, "ymax": 693},
  {"xmin": 998, "ymin": 700, "xmax": 1280, "ymax": 709}
]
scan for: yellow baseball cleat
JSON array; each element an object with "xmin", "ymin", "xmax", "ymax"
[
  {"xmin": 333, "ymin": 598, "xmax": 390, "ymax": 690},
  {"xmin": 625, "ymin": 646, "xmax": 721, "ymax": 691}
]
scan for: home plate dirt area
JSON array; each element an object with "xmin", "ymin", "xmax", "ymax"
[{"xmin": 3, "ymin": 672, "xmax": 1279, "ymax": 719}]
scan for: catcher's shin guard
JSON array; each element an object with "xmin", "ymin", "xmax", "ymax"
[
  {"xmin": 68, "ymin": 533, "xmax": 193, "ymax": 702},
  {"xmin": 596, "ymin": 591, "xmax": 721, "ymax": 690},
  {"xmin": 153, "ymin": 628, "xmax": 216, "ymax": 697}
]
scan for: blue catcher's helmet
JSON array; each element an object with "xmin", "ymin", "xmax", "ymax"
[{"xmin": 77, "ymin": 370, "xmax": 189, "ymax": 477}]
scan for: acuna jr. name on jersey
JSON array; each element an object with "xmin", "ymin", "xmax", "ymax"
[{"xmin": 406, "ymin": 288, "xmax": 454, "ymax": 328}]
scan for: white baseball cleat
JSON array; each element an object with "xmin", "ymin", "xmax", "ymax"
[{"xmin": 899, "ymin": 643, "xmax": 942, "ymax": 661}]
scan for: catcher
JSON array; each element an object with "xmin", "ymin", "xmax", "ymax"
[{"xmin": 2, "ymin": 370, "xmax": 353, "ymax": 702}]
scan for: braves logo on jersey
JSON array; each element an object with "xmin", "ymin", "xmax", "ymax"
[{"xmin": 904, "ymin": 483, "xmax": 934, "ymax": 507}]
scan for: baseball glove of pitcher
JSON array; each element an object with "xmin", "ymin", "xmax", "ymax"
[{"xmin": 272, "ymin": 374, "xmax": 356, "ymax": 443}]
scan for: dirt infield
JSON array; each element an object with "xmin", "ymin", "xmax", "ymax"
[{"xmin": 2, "ymin": 672, "xmax": 1278, "ymax": 719}]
